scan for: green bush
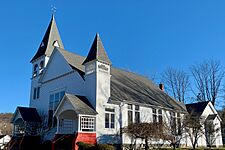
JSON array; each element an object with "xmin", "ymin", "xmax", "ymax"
[{"xmin": 96, "ymin": 144, "xmax": 116, "ymax": 150}]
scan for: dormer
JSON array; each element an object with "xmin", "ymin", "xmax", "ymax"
[{"xmin": 31, "ymin": 15, "xmax": 64, "ymax": 78}]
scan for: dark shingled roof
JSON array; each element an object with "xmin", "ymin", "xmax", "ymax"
[
  {"xmin": 82, "ymin": 33, "xmax": 111, "ymax": 65},
  {"xmin": 58, "ymin": 48, "xmax": 186, "ymax": 112},
  {"xmin": 185, "ymin": 101, "xmax": 209, "ymax": 117},
  {"xmin": 31, "ymin": 15, "xmax": 64, "ymax": 62},
  {"xmin": 110, "ymin": 68, "xmax": 186, "ymax": 111},
  {"xmin": 64, "ymin": 94, "xmax": 97, "ymax": 115},
  {"xmin": 17, "ymin": 107, "xmax": 41, "ymax": 122},
  {"xmin": 58, "ymin": 48, "xmax": 85, "ymax": 72}
]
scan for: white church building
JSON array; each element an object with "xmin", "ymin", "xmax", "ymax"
[{"xmin": 10, "ymin": 15, "xmax": 223, "ymax": 149}]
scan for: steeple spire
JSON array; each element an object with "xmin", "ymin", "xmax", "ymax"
[
  {"xmin": 83, "ymin": 33, "xmax": 111, "ymax": 65},
  {"xmin": 30, "ymin": 15, "xmax": 64, "ymax": 62}
]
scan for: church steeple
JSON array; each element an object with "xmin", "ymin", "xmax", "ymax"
[
  {"xmin": 30, "ymin": 15, "xmax": 64, "ymax": 62},
  {"xmin": 83, "ymin": 33, "xmax": 111, "ymax": 65}
]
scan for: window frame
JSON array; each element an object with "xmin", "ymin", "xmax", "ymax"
[
  {"xmin": 152, "ymin": 108, "xmax": 163, "ymax": 123},
  {"xmin": 105, "ymin": 107, "xmax": 115, "ymax": 129},
  {"xmin": 80, "ymin": 116, "xmax": 95, "ymax": 132},
  {"xmin": 33, "ymin": 64, "xmax": 38, "ymax": 77}
]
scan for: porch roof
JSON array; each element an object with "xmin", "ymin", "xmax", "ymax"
[
  {"xmin": 12, "ymin": 107, "xmax": 41, "ymax": 123},
  {"xmin": 55, "ymin": 93, "xmax": 97, "ymax": 116}
]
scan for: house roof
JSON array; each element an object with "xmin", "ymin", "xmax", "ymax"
[
  {"xmin": 185, "ymin": 101, "xmax": 209, "ymax": 117},
  {"xmin": 110, "ymin": 68, "xmax": 186, "ymax": 111},
  {"xmin": 15, "ymin": 107, "xmax": 41, "ymax": 122},
  {"xmin": 63, "ymin": 94, "xmax": 97, "ymax": 115},
  {"xmin": 82, "ymin": 33, "xmax": 111, "ymax": 65},
  {"xmin": 31, "ymin": 15, "xmax": 64, "ymax": 62},
  {"xmin": 57, "ymin": 47, "xmax": 186, "ymax": 112}
]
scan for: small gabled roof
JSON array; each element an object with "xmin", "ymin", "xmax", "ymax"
[
  {"xmin": 13, "ymin": 107, "xmax": 41, "ymax": 122},
  {"xmin": 31, "ymin": 15, "xmax": 64, "ymax": 62},
  {"xmin": 185, "ymin": 101, "xmax": 210, "ymax": 117},
  {"xmin": 55, "ymin": 93, "xmax": 97, "ymax": 116},
  {"xmin": 83, "ymin": 33, "xmax": 111, "ymax": 65}
]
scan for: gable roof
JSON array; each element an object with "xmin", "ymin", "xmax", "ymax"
[
  {"xmin": 13, "ymin": 107, "xmax": 41, "ymax": 122},
  {"xmin": 185, "ymin": 101, "xmax": 209, "ymax": 117},
  {"xmin": 52, "ymin": 47, "xmax": 186, "ymax": 112},
  {"xmin": 82, "ymin": 33, "xmax": 111, "ymax": 65},
  {"xmin": 31, "ymin": 15, "xmax": 64, "ymax": 62},
  {"xmin": 55, "ymin": 93, "xmax": 97, "ymax": 116}
]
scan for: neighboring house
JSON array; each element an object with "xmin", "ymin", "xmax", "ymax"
[
  {"xmin": 185, "ymin": 101, "xmax": 223, "ymax": 147},
  {"xmin": 10, "ymin": 15, "xmax": 223, "ymax": 149}
]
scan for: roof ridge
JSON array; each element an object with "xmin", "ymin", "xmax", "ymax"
[{"xmin": 186, "ymin": 101, "xmax": 210, "ymax": 105}]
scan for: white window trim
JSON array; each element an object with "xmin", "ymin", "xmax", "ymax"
[{"xmin": 105, "ymin": 107, "xmax": 115, "ymax": 129}]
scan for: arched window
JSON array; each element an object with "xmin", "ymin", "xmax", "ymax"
[
  {"xmin": 33, "ymin": 64, "xmax": 38, "ymax": 77},
  {"xmin": 39, "ymin": 61, "xmax": 44, "ymax": 74},
  {"xmin": 39, "ymin": 61, "xmax": 44, "ymax": 69}
]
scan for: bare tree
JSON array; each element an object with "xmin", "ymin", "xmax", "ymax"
[
  {"xmin": 190, "ymin": 59, "xmax": 224, "ymax": 106},
  {"xmin": 123, "ymin": 122, "xmax": 164, "ymax": 150},
  {"xmin": 163, "ymin": 114, "xmax": 188, "ymax": 150},
  {"xmin": 184, "ymin": 115, "xmax": 205, "ymax": 150},
  {"xmin": 204, "ymin": 121, "xmax": 221, "ymax": 148},
  {"xmin": 161, "ymin": 67, "xmax": 190, "ymax": 103}
]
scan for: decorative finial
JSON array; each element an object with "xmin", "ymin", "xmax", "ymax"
[{"xmin": 51, "ymin": 5, "xmax": 57, "ymax": 16}]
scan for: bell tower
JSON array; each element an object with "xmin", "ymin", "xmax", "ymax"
[
  {"xmin": 83, "ymin": 33, "xmax": 111, "ymax": 109},
  {"xmin": 29, "ymin": 15, "xmax": 64, "ymax": 106}
]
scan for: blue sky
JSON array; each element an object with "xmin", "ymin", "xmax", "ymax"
[{"xmin": 1, "ymin": 1, "xmax": 225, "ymax": 112}]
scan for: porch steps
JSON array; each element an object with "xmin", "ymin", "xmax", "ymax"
[{"xmin": 52, "ymin": 134, "xmax": 75, "ymax": 150}]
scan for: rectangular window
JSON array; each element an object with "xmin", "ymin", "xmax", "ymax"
[
  {"xmin": 134, "ymin": 105, "xmax": 140, "ymax": 123},
  {"xmin": 80, "ymin": 116, "xmax": 95, "ymax": 132},
  {"xmin": 152, "ymin": 108, "xmax": 157, "ymax": 123},
  {"xmin": 128, "ymin": 111, "xmax": 133, "ymax": 125},
  {"xmin": 158, "ymin": 109, "xmax": 163, "ymax": 123},
  {"xmin": 128, "ymin": 104, "xmax": 132, "ymax": 110},
  {"xmin": 33, "ymin": 88, "xmax": 37, "ymax": 100},
  {"xmin": 37, "ymin": 87, "xmax": 40, "ymax": 99},
  {"xmin": 171, "ymin": 112, "xmax": 177, "ymax": 135},
  {"xmin": 177, "ymin": 113, "xmax": 181, "ymax": 135},
  {"xmin": 135, "ymin": 112, "xmax": 140, "ymax": 123},
  {"xmin": 48, "ymin": 91, "xmax": 65, "ymax": 126},
  {"xmin": 105, "ymin": 108, "xmax": 115, "ymax": 128},
  {"xmin": 111, "ymin": 114, "xmax": 115, "ymax": 128},
  {"xmin": 135, "ymin": 105, "xmax": 139, "ymax": 111},
  {"xmin": 105, "ymin": 113, "xmax": 109, "ymax": 128}
]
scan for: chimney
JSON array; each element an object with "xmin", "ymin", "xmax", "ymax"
[{"xmin": 159, "ymin": 83, "xmax": 164, "ymax": 92}]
